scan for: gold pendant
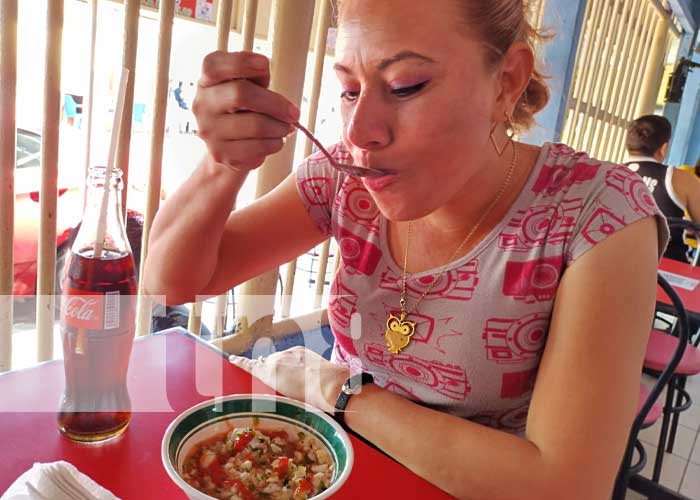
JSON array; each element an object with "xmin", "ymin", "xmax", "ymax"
[{"xmin": 385, "ymin": 312, "xmax": 416, "ymax": 354}]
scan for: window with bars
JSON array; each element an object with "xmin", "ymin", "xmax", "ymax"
[{"xmin": 561, "ymin": 0, "xmax": 681, "ymax": 163}]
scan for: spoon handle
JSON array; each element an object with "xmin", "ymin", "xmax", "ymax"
[{"xmin": 293, "ymin": 122, "xmax": 337, "ymax": 164}]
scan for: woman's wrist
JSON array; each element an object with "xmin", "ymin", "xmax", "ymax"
[
  {"xmin": 202, "ymin": 153, "xmax": 250, "ymax": 184},
  {"xmin": 341, "ymin": 380, "xmax": 382, "ymax": 430}
]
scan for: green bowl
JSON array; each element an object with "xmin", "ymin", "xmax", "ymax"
[{"xmin": 161, "ymin": 394, "xmax": 354, "ymax": 500}]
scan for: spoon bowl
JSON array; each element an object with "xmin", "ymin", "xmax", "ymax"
[{"xmin": 293, "ymin": 122, "xmax": 386, "ymax": 178}]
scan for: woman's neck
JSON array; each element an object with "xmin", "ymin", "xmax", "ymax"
[{"xmin": 388, "ymin": 142, "xmax": 542, "ymax": 273}]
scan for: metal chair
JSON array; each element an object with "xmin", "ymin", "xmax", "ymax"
[
  {"xmin": 648, "ymin": 218, "xmax": 700, "ymax": 478},
  {"xmin": 612, "ymin": 273, "xmax": 689, "ymax": 499}
]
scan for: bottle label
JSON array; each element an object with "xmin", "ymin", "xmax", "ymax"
[{"xmin": 61, "ymin": 289, "xmax": 120, "ymax": 330}]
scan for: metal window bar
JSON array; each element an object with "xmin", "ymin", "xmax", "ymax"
[
  {"xmin": 610, "ymin": 6, "xmax": 659, "ymax": 162},
  {"xmin": 0, "ymin": 0, "xmax": 18, "ymax": 373},
  {"xmin": 597, "ymin": 0, "xmax": 646, "ymax": 160},
  {"xmin": 599, "ymin": 2, "xmax": 654, "ymax": 160},
  {"xmin": 561, "ymin": 0, "xmax": 605, "ymax": 144},
  {"xmin": 562, "ymin": 0, "xmax": 671, "ymax": 164},
  {"xmin": 582, "ymin": 1, "xmax": 631, "ymax": 156}
]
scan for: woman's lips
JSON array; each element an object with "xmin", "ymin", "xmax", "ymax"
[{"xmin": 362, "ymin": 172, "xmax": 397, "ymax": 192}]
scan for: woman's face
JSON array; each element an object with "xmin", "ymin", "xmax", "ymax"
[{"xmin": 335, "ymin": 0, "xmax": 502, "ymax": 221}]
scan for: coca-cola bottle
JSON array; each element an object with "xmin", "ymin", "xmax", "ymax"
[{"xmin": 58, "ymin": 165, "xmax": 137, "ymax": 443}]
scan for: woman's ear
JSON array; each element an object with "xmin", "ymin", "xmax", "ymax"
[{"xmin": 495, "ymin": 41, "xmax": 535, "ymax": 118}]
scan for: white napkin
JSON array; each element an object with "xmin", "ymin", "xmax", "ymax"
[{"xmin": 1, "ymin": 461, "xmax": 121, "ymax": 500}]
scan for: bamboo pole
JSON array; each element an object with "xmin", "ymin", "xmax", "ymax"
[
  {"xmin": 82, "ymin": 0, "xmax": 99, "ymax": 210},
  {"xmin": 216, "ymin": 0, "xmax": 234, "ymax": 51},
  {"xmin": 282, "ymin": 0, "xmax": 331, "ymax": 318},
  {"xmin": 135, "ymin": 0, "xmax": 176, "ymax": 337},
  {"xmin": 116, "ymin": 0, "xmax": 140, "ymax": 217},
  {"xmin": 237, "ymin": 0, "xmax": 315, "ymax": 336},
  {"xmin": 187, "ymin": 0, "xmax": 258, "ymax": 337},
  {"xmin": 241, "ymin": 0, "xmax": 258, "ymax": 50},
  {"xmin": 211, "ymin": 0, "xmax": 236, "ymax": 338},
  {"xmin": 0, "ymin": 0, "xmax": 18, "ymax": 373},
  {"xmin": 36, "ymin": 0, "xmax": 64, "ymax": 362}
]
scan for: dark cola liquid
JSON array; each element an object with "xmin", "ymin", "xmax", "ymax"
[{"xmin": 58, "ymin": 249, "xmax": 137, "ymax": 443}]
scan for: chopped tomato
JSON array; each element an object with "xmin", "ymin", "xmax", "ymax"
[
  {"xmin": 294, "ymin": 478, "xmax": 314, "ymax": 499},
  {"xmin": 233, "ymin": 430, "xmax": 254, "ymax": 453},
  {"xmin": 263, "ymin": 429, "xmax": 289, "ymax": 440},
  {"xmin": 273, "ymin": 456, "xmax": 290, "ymax": 477},
  {"xmin": 222, "ymin": 479, "xmax": 254, "ymax": 500},
  {"xmin": 206, "ymin": 460, "xmax": 225, "ymax": 484}
]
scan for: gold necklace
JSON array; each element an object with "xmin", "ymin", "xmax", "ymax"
[{"xmin": 385, "ymin": 141, "xmax": 519, "ymax": 354}]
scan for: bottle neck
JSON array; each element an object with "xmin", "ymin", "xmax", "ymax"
[{"xmin": 73, "ymin": 167, "xmax": 131, "ymax": 259}]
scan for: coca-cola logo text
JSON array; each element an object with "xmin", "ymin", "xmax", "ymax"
[
  {"xmin": 61, "ymin": 290, "xmax": 105, "ymax": 330},
  {"xmin": 64, "ymin": 296, "xmax": 99, "ymax": 322}
]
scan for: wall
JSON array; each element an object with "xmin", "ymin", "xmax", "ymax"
[{"xmin": 521, "ymin": 0, "xmax": 587, "ymax": 145}]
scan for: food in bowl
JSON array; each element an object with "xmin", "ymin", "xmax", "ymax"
[
  {"xmin": 182, "ymin": 426, "xmax": 334, "ymax": 500},
  {"xmin": 162, "ymin": 395, "xmax": 353, "ymax": 500}
]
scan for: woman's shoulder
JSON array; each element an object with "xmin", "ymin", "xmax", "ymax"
[{"xmin": 533, "ymin": 142, "xmax": 644, "ymax": 200}]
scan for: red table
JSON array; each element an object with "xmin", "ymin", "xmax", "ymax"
[
  {"xmin": 658, "ymin": 258, "xmax": 700, "ymax": 313},
  {"xmin": 0, "ymin": 328, "xmax": 453, "ymax": 499}
]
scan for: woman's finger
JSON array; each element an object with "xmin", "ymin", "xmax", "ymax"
[
  {"xmin": 228, "ymin": 354, "xmax": 255, "ymax": 373},
  {"xmin": 198, "ymin": 112, "xmax": 294, "ymax": 143},
  {"xmin": 198, "ymin": 50, "xmax": 270, "ymax": 88},
  {"xmin": 195, "ymin": 78, "xmax": 300, "ymax": 123}
]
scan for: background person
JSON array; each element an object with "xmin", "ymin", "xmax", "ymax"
[{"xmin": 626, "ymin": 114, "xmax": 700, "ymax": 262}]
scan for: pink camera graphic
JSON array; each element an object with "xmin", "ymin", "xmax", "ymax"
[
  {"xmin": 502, "ymin": 256, "xmax": 563, "ymax": 303},
  {"xmin": 483, "ymin": 312, "xmax": 549, "ymax": 364},
  {"xmin": 532, "ymin": 161, "xmax": 600, "ymax": 196},
  {"xmin": 499, "ymin": 200, "xmax": 582, "ymax": 252}
]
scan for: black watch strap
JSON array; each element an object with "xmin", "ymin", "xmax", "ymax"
[{"xmin": 334, "ymin": 372, "xmax": 374, "ymax": 426}]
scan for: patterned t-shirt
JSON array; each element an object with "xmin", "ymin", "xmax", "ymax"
[{"xmin": 295, "ymin": 142, "xmax": 668, "ymax": 434}]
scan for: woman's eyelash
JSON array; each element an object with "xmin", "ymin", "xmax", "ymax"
[
  {"xmin": 391, "ymin": 81, "xmax": 429, "ymax": 97},
  {"xmin": 340, "ymin": 81, "xmax": 430, "ymax": 102},
  {"xmin": 340, "ymin": 90, "xmax": 359, "ymax": 101}
]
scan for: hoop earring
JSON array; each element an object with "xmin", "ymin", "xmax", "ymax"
[{"xmin": 490, "ymin": 112, "xmax": 515, "ymax": 157}]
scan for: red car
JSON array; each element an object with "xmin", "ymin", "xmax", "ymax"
[{"xmin": 13, "ymin": 127, "xmax": 148, "ymax": 296}]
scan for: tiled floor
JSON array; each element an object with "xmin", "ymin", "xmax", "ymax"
[{"xmin": 627, "ymin": 374, "xmax": 700, "ymax": 499}]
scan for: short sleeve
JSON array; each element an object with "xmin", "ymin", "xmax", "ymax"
[
  {"xmin": 566, "ymin": 163, "xmax": 670, "ymax": 265},
  {"xmin": 294, "ymin": 143, "xmax": 347, "ymax": 237}
]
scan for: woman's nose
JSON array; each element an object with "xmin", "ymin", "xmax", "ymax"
[{"xmin": 345, "ymin": 94, "xmax": 391, "ymax": 151}]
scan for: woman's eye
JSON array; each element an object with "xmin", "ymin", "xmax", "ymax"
[
  {"xmin": 340, "ymin": 90, "xmax": 359, "ymax": 102},
  {"xmin": 391, "ymin": 81, "xmax": 429, "ymax": 98}
]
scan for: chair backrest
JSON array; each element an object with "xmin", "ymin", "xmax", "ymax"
[
  {"xmin": 667, "ymin": 217, "xmax": 700, "ymax": 266},
  {"xmin": 614, "ymin": 273, "xmax": 689, "ymax": 497}
]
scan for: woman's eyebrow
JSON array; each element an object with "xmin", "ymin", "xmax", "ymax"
[{"xmin": 333, "ymin": 51, "xmax": 436, "ymax": 75}]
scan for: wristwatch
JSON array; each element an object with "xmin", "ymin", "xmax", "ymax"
[{"xmin": 333, "ymin": 372, "xmax": 374, "ymax": 426}]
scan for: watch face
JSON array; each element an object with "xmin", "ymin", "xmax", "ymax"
[{"xmin": 342, "ymin": 382, "xmax": 358, "ymax": 395}]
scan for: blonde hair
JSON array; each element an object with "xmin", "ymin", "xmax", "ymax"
[
  {"xmin": 454, "ymin": 0, "xmax": 550, "ymax": 130},
  {"xmin": 333, "ymin": 0, "xmax": 551, "ymax": 131}
]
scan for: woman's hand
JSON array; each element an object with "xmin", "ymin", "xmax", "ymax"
[
  {"xmin": 193, "ymin": 50, "xmax": 301, "ymax": 172},
  {"xmin": 229, "ymin": 347, "xmax": 350, "ymax": 413}
]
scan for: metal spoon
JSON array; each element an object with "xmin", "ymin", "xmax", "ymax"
[{"xmin": 293, "ymin": 122, "xmax": 386, "ymax": 178}]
